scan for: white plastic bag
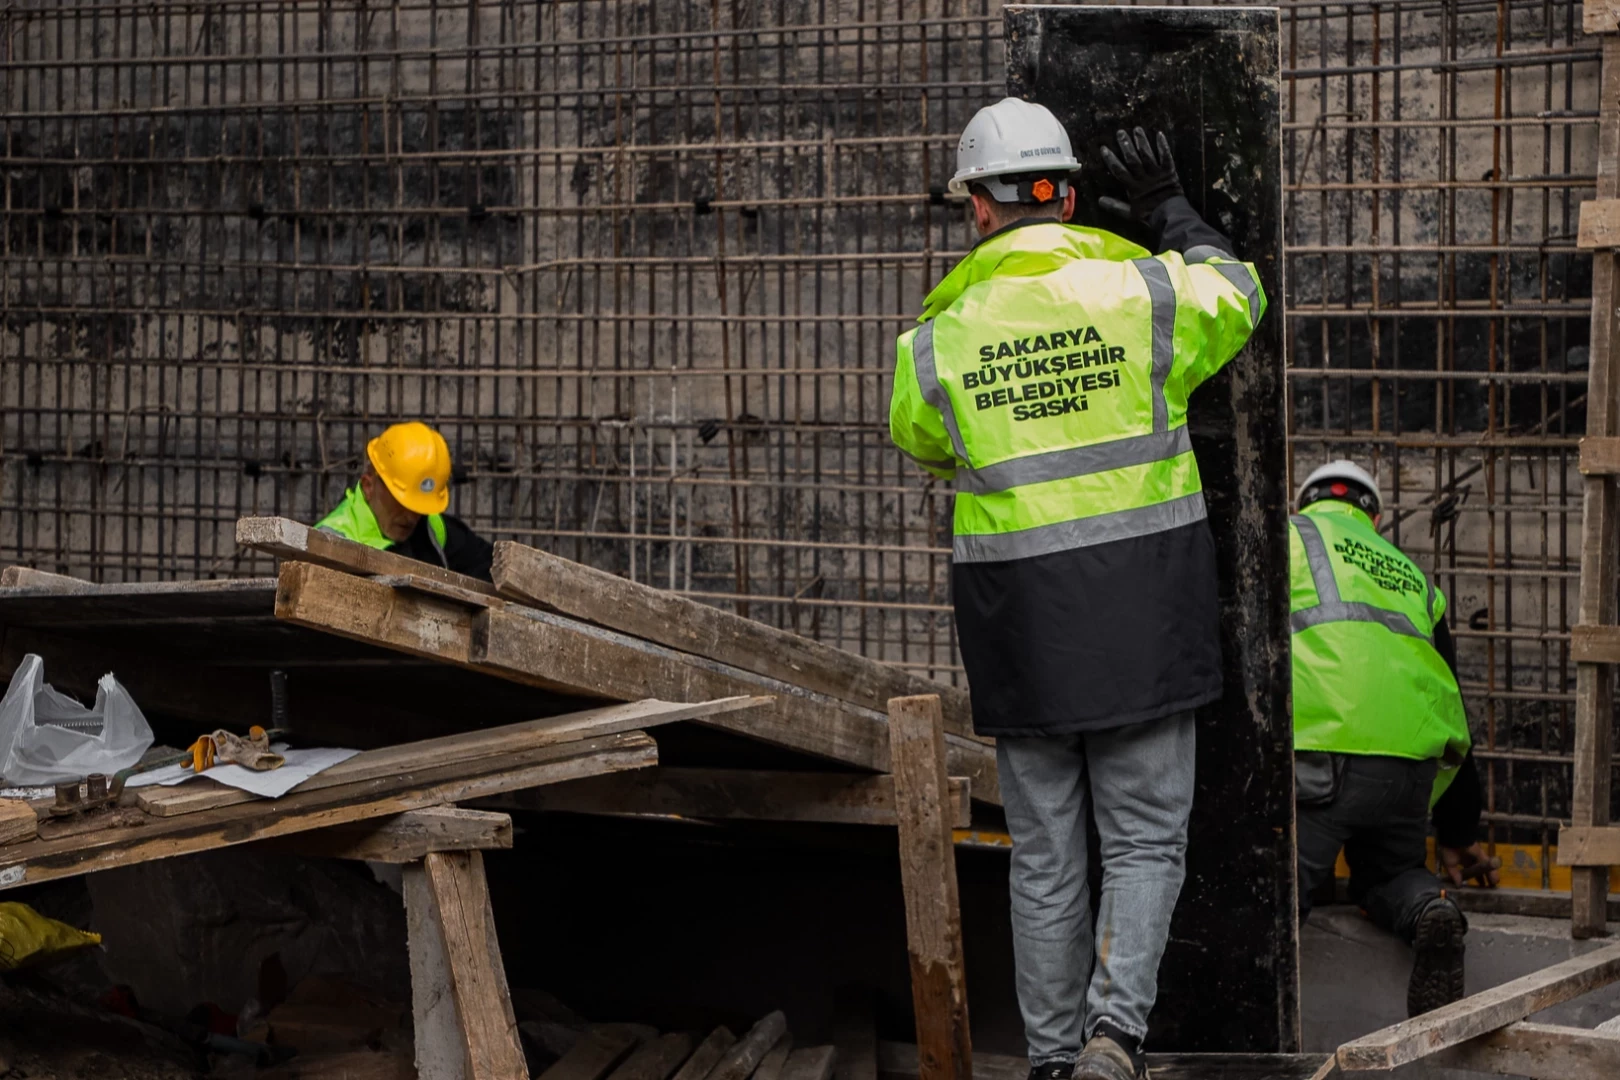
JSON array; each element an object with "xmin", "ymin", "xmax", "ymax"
[{"xmin": 0, "ymin": 654, "xmax": 154, "ymax": 785}]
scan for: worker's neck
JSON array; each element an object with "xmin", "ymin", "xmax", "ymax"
[{"xmin": 977, "ymin": 214, "xmax": 1063, "ymax": 244}]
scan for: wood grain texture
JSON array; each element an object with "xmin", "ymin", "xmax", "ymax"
[
  {"xmin": 1572, "ymin": 35, "xmax": 1620, "ymax": 938},
  {"xmin": 538, "ymin": 1026, "xmax": 641, "ymax": 1080},
  {"xmin": 1571, "ymin": 624, "xmax": 1620, "ymax": 665},
  {"xmin": 136, "ymin": 692, "xmax": 764, "ymax": 817},
  {"xmin": 1432, "ymin": 1020, "xmax": 1620, "ymax": 1078},
  {"xmin": 780, "ymin": 1048, "xmax": 836, "ymax": 1080},
  {"xmin": 0, "ymin": 800, "xmax": 37, "ymax": 846},
  {"xmin": 603, "ymin": 1033, "xmax": 695, "ymax": 1080},
  {"xmin": 275, "ymin": 562, "xmax": 1000, "ymax": 803},
  {"xmin": 422, "ymin": 851, "xmax": 527, "ymax": 1080},
  {"xmin": 239, "ymin": 516, "xmax": 499, "ymax": 597},
  {"xmin": 0, "ymin": 731, "xmax": 657, "ymax": 890},
  {"xmin": 887, "ymin": 697, "xmax": 971, "ymax": 1080},
  {"xmin": 262, "ymin": 807, "xmax": 512, "ymax": 863},
  {"xmin": 1579, "ymin": 198, "xmax": 1620, "ymax": 249},
  {"xmin": 1335, "ymin": 942, "xmax": 1620, "ymax": 1069},
  {"xmin": 754, "ymin": 1035, "xmax": 794, "ymax": 1080},
  {"xmin": 0, "ymin": 566, "xmax": 95, "ymax": 591},
  {"xmin": 492, "ymin": 541, "xmax": 980, "ymax": 740},
  {"xmin": 706, "ymin": 1012, "xmax": 788, "ymax": 1080},
  {"xmin": 668, "ymin": 1029, "xmax": 737, "ymax": 1080},
  {"xmin": 1586, "ymin": 0, "xmax": 1620, "ymax": 34},
  {"xmin": 1554, "ymin": 825, "xmax": 1620, "ymax": 866},
  {"xmin": 1580, "ymin": 436, "xmax": 1620, "ymax": 476},
  {"xmin": 489, "ymin": 768, "xmax": 969, "ymax": 828},
  {"xmin": 405, "ymin": 861, "xmax": 465, "ymax": 1080}
]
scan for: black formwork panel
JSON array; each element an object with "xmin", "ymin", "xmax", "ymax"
[{"xmin": 1006, "ymin": 5, "xmax": 1295, "ymax": 1054}]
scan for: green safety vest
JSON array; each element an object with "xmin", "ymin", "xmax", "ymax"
[
  {"xmin": 889, "ymin": 221, "xmax": 1265, "ymax": 562},
  {"xmin": 315, "ymin": 486, "xmax": 448, "ymax": 560},
  {"xmin": 1290, "ymin": 500, "xmax": 1471, "ymax": 802}
]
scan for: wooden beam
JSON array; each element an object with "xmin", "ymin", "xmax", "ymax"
[
  {"xmin": 1555, "ymin": 825, "xmax": 1620, "ymax": 867},
  {"xmin": 1580, "ymin": 437, "xmax": 1620, "ymax": 477},
  {"xmin": 603, "ymin": 1033, "xmax": 695, "ymax": 1080},
  {"xmin": 1572, "ymin": 624, "xmax": 1620, "ymax": 665},
  {"xmin": 406, "ymin": 853, "xmax": 465, "ymax": 1080},
  {"xmin": 0, "ymin": 731, "xmax": 658, "ymax": 890},
  {"xmin": 261, "ymin": 807, "xmax": 513, "ymax": 863},
  {"xmin": 539, "ymin": 1029, "xmax": 642, "ymax": 1080},
  {"xmin": 1586, "ymin": 0, "xmax": 1620, "ymax": 35},
  {"xmin": 875, "ymin": 1043, "xmax": 1332, "ymax": 1080},
  {"xmin": 421, "ymin": 850, "xmax": 527, "ymax": 1080},
  {"xmin": 1335, "ymin": 942, "xmax": 1620, "ymax": 1070},
  {"xmin": 488, "ymin": 768, "xmax": 970, "ymax": 828},
  {"xmin": 888, "ymin": 697, "xmax": 972, "ymax": 1080},
  {"xmin": 1579, "ymin": 199, "xmax": 1620, "ymax": 250},
  {"xmin": 707, "ymin": 1012, "xmax": 788, "ymax": 1080},
  {"xmin": 1432, "ymin": 1021, "xmax": 1620, "ymax": 1078},
  {"xmin": 274, "ymin": 562, "xmax": 1001, "ymax": 803},
  {"xmin": 135, "ymin": 692, "xmax": 766, "ymax": 817},
  {"xmin": 781, "ymin": 1048, "xmax": 837, "ymax": 1080},
  {"xmin": 239, "ymin": 516, "xmax": 499, "ymax": 596},
  {"xmin": 0, "ymin": 566, "xmax": 96, "ymax": 591},
  {"xmin": 668, "ymin": 1028, "xmax": 737, "ymax": 1080},
  {"xmin": 0, "ymin": 800, "xmax": 37, "ymax": 846},
  {"xmin": 755, "ymin": 1036, "xmax": 794, "ymax": 1080},
  {"xmin": 1572, "ymin": 34, "xmax": 1620, "ymax": 940},
  {"xmin": 491, "ymin": 541, "xmax": 980, "ymax": 741}
]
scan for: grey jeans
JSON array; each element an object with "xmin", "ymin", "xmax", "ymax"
[{"xmin": 997, "ymin": 711, "xmax": 1196, "ymax": 1064}]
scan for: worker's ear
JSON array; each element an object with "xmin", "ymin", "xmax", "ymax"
[
  {"xmin": 969, "ymin": 192, "xmax": 998, "ymax": 236},
  {"xmin": 1060, "ymin": 187, "xmax": 1077, "ymax": 222}
]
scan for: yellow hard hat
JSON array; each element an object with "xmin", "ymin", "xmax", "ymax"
[{"xmin": 367, "ymin": 422, "xmax": 452, "ymax": 516}]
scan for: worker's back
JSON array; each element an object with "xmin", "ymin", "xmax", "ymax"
[{"xmin": 1289, "ymin": 500, "xmax": 1468, "ymax": 766}]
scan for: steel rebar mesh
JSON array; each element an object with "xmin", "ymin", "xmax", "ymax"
[{"xmin": 0, "ymin": 0, "xmax": 1608, "ymax": 867}]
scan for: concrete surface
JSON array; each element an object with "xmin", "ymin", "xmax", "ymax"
[{"xmin": 1303, "ymin": 904, "xmax": 1620, "ymax": 1077}]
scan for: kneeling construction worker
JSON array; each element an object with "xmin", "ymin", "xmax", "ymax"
[
  {"xmin": 890, "ymin": 100, "xmax": 1265, "ymax": 1080},
  {"xmin": 315, "ymin": 421, "xmax": 494, "ymax": 581},
  {"xmin": 1291, "ymin": 460, "xmax": 1499, "ymax": 1017}
]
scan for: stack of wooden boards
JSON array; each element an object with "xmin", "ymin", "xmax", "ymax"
[{"xmin": 236, "ymin": 517, "xmax": 997, "ymax": 805}]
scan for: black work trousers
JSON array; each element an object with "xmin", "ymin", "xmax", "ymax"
[{"xmin": 1296, "ymin": 753, "xmax": 1443, "ymax": 944}]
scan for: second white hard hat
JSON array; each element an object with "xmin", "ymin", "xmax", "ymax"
[
  {"xmin": 949, "ymin": 97, "xmax": 1082, "ymax": 202},
  {"xmin": 1297, "ymin": 459, "xmax": 1383, "ymax": 515}
]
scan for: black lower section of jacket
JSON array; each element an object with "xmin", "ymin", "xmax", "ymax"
[
  {"xmin": 1428, "ymin": 617, "xmax": 1484, "ymax": 848},
  {"xmin": 387, "ymin": 512, "xmax": 495, "ymax": 581},
  {"xmin": 953, "ymin": 519, "xmax": 1224, "ymax": 736}
]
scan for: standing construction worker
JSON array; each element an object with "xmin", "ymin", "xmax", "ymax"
[
  {"xmin": 314, "ymin": 421, "xmax": 494, "ymax": 581},
  {"xmin": 889, "ymin": 99, "xmax": 1265, "ymax": 1080},
  {"xmin": 1290, "ymin": 460, "xmax": 1498, "ymax": 1017}
]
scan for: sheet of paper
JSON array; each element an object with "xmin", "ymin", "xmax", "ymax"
[{"xmin": 124, "ymin": 744, "xmax": 359, "ymax": 799}]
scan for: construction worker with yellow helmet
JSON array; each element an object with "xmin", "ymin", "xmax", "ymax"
[{"xmin": 314, "ymin": 421, "xmax": 494, "ymax": 580}]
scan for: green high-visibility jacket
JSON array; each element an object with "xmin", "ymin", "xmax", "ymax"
[
  {"xmin": 889, "ymin": 221, "xmax": 1265, "ymax": 562},
  {"xmin": 1290, "ymin": 500, "xmax": 1471, "ymax": 801},
  {"xmin": 315, "ymin": 486, "xmax": 448, "ymax": 557}
]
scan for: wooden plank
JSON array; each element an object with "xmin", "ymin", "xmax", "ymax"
[
  {"xmin": 1572, "ymin": 624, "xmax": 1620, "ymax": 665},
  {"xmin": 540, "ymin": 1029, "xmax": 642, "ymax": 1080},
  {"xmin": 1555, "ymin": 825, "xmax": 1620, "ymax": 866},
  {"xmin": 1579, "ymin": 199, "xmax": 1620, "ymax": 249},
  {"xmin": 1586, "ymin": 0, "xmax": 1620, "ymax": 35},
  {"xmin": 239, "ymin": 516, "xmax": 499, "ymax": 596},
  {"xmin": 1573, "ymin": 35, "xmax": 1620, "ymax": 939},
  {"xmin": 489, "ymin": 768, "xmax": 970, "ymax": 828},
  {"xmin": 276, "ymin": 562, "xmax": 1001, "ymax": 804},
  {"xmin": 604, "ymin": 1033, "xmax": 695, "ymax": 1080},
  {"xmin": 1335, "ymin": 942, "xmax": 1620, "ymax": 1070},
  {"xmin": 780, "ymin": 1048, "xmax": 836, "ymax": 1080},
  {"xmin": 669, "ymin": 1028, "xmax": 738, "ymax": 1080},
  {"xmin": 0, "ymin": 566, "xmax": 95, "ymax": 591},
  {"xmin": 0, "ymin": 731, "xmax": 658, "ymax": 889},
  {"xmin": 405, "ymin": 860, "xmax": 465, "ymax": 1080},
  {"xmin": 1432, "ymin": 1020, "xmax": 1620, "ymax": 1078},
  {"xmin": 755, "ymin": 1035, "xmax": 794, "ymax": 1080},
  {"xmin": 1580, "ymin": 437, "xmax": 1620, "ymax": 476},
  {"xmin": 136, "ymin": 694, "xmax": 765, "ymax": 817},
  {"xmin": 262, "ymin": 807, "xmax": 513, "ymax": 863},
  {"xmin": 422, "ymin": 851, "xmax": 527, "ymax": 1080},
  {"xmin": 832, "ymin": 987, "xmax": 877, "ymax": 1080},
  {"xmin": 0, "ymin": 800, "xmax": 37, "ymax": 846},
  {"xmin": 492, "ymin": 541, "xmax": 981, "ymax": 741},
  {"xmin": 876, "ymin": 1043, "xmax": 1330, "ymax": 1080},
  {"xmin": 707, "ymin": 1012, "xmax": 789, "ymax": 1080},
  {"xmin": 887, "ymin": 697, "xmax": 971, "ymax": 1080}
]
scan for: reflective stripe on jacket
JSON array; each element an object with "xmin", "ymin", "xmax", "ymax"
[
  {"xmin": 315, "ymin": 486, "xmax": 448, "ymax": 562},
  {"xmin": 890, "ymin": 221, "xmax": 1265, "ymax": 563},
  {"xmin": 1290, "ymin": 500, "xmax": 1471, "ymax": 802}
]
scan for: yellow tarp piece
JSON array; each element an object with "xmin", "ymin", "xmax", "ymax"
[{"xmin": 0, "ymin": 901, "xmax": 102, "ymax": 970}]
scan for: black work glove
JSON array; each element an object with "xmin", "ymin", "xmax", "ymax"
[{"xmin": 1098, "ymin": 127, "xmax": 1184, "ymax": 225}]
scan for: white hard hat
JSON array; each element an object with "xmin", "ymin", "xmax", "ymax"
[
  {"xmin": 949, "ymin": 97, "xmax": 1082, "ymax": 203},
  {"xmin": 1297, "ymin": 459, "xmax": 1382, "ymax": 515}
]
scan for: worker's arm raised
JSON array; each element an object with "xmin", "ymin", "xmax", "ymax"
[
  {"xmin": 1163, "ymin": 250, "xmax": 1268, "ymax": 394},
  {"xmin": 889, "ymin": 324, "xmax": 959, "ymax": 480}
]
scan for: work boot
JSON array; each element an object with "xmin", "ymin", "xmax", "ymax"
[
  {"xmin": 1408, "ymin": 894, "xmax": 1467, "ymax": 1017},
  {"xmin": 1073, "ymin": 1026, "xmax": 1144, "ymax": 1080},
  {"xmin": 1025, "ymin": 1061, "xmax": 1075, "ymax": 1080}
]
